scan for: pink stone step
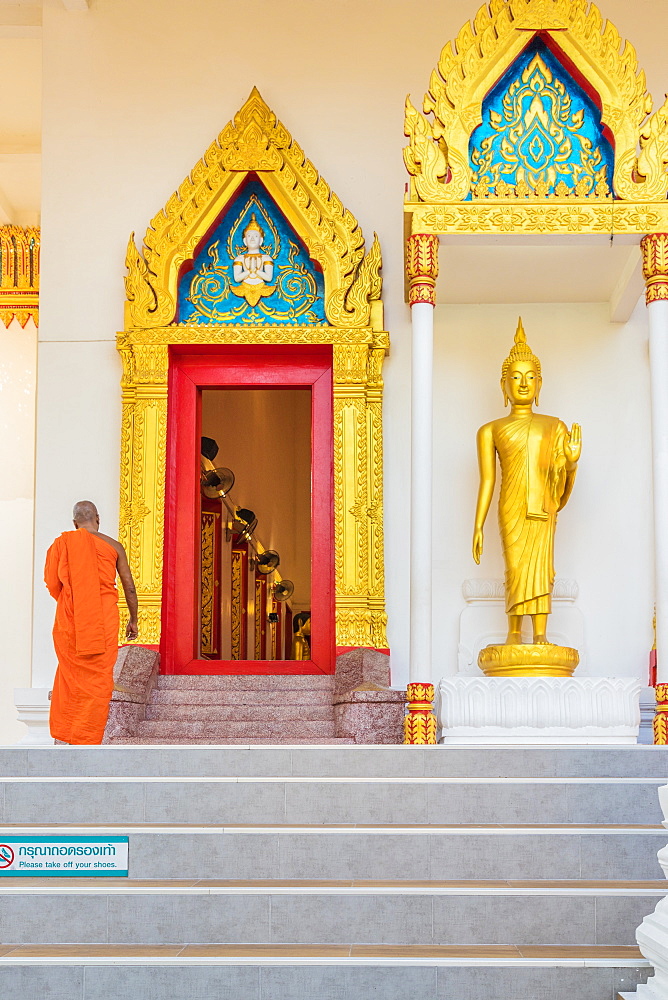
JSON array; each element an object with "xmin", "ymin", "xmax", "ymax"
[
  {"xmin": 136, "ymin": 720, "xmax": 338, "ymax": 739},
  {"xmin": 149, "ymin": 689, "xmax": 334, "ymax": 707},
  {"xmin": 106, "ymin": 737, "xmax": 356, "ymax": 744},
  {"xmin": 156, "ymin": 675, "xmax": 334, "ymax": 691},
  {"xmin": 145, "ymin": 705, "xmax": 335, "ymax": 723}
]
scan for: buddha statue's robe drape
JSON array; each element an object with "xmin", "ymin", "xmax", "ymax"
[
  {"xmin": 494, "ymin": 414, "xmax": 572, "ymax": 616},
  {"xmin": 44, "ymin": 530, "xmax": 119, "ymax": 744}
]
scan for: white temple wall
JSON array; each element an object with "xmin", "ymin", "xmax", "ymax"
[
  {"xmin": 30, "ymin": 340, "xmax": 121, "ymax": 689},
  {"xmin": 0, "ymin": 319, "xmax": 36, "ymax": 742},
  {"xmin": 21, "ymin": 0, "xmax": 665, "ymax": 723}
]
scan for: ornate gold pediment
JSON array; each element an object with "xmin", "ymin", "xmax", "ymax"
[
  {"xmin": 404, "ymin": 0, "xmax": 668, "ymax": 226},
  {"xmin": 125, "ymin": 88, "xmax": 382, "ymax": 331}
]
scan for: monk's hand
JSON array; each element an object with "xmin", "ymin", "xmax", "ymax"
[
  {"xmin": 564, "ymin": 423, "xmax": 582, "ymax": 467},
  {"xmin": 472, "ymin": 527, "xmax": 484, "ymax": 565},
  {"xmin": 126, "ymin": 619, "xmax": 138, "ymax": 641}
]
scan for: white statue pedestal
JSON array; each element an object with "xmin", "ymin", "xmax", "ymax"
[
  {"xmin": 437, "ymin": 676, "xmax": 641, "ymax": 744},
  {"xmin": 14, "ymin": 688, "xmax": 53, "ymax": 745}
]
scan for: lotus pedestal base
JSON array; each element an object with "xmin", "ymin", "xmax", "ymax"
[{"xmin": 437, "ymin": 676, "xmax": 642, "ymax": 745}]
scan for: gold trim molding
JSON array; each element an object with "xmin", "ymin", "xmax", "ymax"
[
  {"xmin": 409, "ymin": 201, "xmax": 668, "ymax": 237},
  {"xmin": 118, "ymin": 91, "xmax": 389, "ymax": 653},
  {"xmin": 0, "ymin": 226, "xmax": 39, "ymax": 328},
  {"xmin": 404, "ymin": 0, "xmax": 668, "ymax": 236}
]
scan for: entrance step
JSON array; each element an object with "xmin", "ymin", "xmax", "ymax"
[
  {"xmin": 135, "ymin": 720, "xmax": 339, "ymax": 740},
  {"xmin": 0, "ymin": 949, "xmax": 651, "ymax": 1000},
  {"xmin": 144, "ymin": 704, "xmax": 337, "ymax": 722},
  {"xmin": 125, "ymin": 674, "xmax": 340, "ymax": 744},
  {"xmin": 1, "ymin": 777, "xmax": 663, "ymax": 825},
  {"xmin": 3, "ymin": 746, "xmax": 665, "ymax": 778},
  {"xmin": 149, "ymin": 688, "xmax": 335, "ymax": 706},
  {"xmin": 0, "ymin": 882, "xmax": 661, "ymax": 947},
  {"xmin": 3, "ymin": 826, "xmax": 665, "ymax": 881},
  {"xmin": 108, "ymin": 737, "xmax": 357, "ymax": 744},
  {"xmin": 156, "ymin": 675, "xmax": 335, "ymax": 689}
]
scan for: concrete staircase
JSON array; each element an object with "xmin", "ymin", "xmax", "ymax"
[
  {"xmin": 0, "ymin": 745, "xmax": 666, "ymax": 999},
  {"xmin": 110, "ymin": 674, "xmax": 354, "ymax": 744}
]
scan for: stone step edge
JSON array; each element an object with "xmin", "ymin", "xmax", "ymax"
[
  {"xmin": 1, "ymin": 879, "xmax": 664, "ymax": 888},
  {"xmin": 2, "ymin": 775, "xmax": 664, "ymax": 783},
  {"xmin": 2, "ymin": 824, "xmax": 664, "ymax": 834},
  {"xmin": 0, "ymin": 947, "xmax": 650, "ymax": 968},
  {"xmin": 0, "ymin": 885, "xmax": 664, "ymax": 896}
]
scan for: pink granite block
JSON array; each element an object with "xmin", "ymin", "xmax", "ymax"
[
  {"xmin": 111, "ymin": 646, "xmax": 160, "ymax": 704},
  {"xmin": 334, "ymin": 648, "xmax": 391, "ymax": 696},
  {"xmin": 333, "ymin": 690, "xmax": 406, "ymax": 744},
  {"xmin": 103, "ymin": 702, "xmax": 147, "ymax": 742},
  {"xmin": 102, "ymin": 646, "xmax": 160, "ymax": 742}
]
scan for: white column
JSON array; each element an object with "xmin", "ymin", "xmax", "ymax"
[
  {"xmin": 406, "ymin": 234, "xmax": 439, "ymax": 683},
  {"xmin": 648, "ymin": 299, "xmax": 668, "ymax": 682},
  {"xmin": 642, "ymin": 236, "xmax": 668, "ymax": 684},
  {"xmin": 410, "ymin": 301, "xmax": 434, "ymax": 682}
]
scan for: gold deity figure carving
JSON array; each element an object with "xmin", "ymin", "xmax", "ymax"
[
  {"xmin": 472, "ymin": 319, "xmax": 582, "ymax": 675},
  {"xmin": 231, "ymin": 215, "xmax": 275, "ymax": 307}
]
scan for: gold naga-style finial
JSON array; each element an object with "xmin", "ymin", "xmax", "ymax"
[{"xmin": 501, "ymin": 317, "xmax": 542, "ymax": 382}]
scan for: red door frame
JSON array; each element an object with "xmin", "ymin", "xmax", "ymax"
[{"xmin": 162, "ymin": 344, "xmax": 334, "ymax": 674}]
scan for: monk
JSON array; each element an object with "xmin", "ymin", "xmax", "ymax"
[{"xmin": 44, "ymin": 501, "xmax": 138, "ymax": 745}]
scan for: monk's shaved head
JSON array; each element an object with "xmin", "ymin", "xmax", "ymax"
[{"xmin": 72, "ymin": 500, "xmax": 99, "ymax": 525}]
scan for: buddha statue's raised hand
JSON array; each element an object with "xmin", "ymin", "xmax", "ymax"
[{"xmin": 564, "ymin": 423, "xmax": 582, "ymax": 468}]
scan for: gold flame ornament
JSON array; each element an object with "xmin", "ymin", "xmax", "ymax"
[{"xmin": 473, "ymin": 318, "xmax": 581, "ymax": 676}]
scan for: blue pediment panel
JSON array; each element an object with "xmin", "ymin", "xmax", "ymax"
[
  {"xmin": 177, "ymin": 178, "xmax": 327, "ymax": 325},
  {"xmin": 469, "ymin": 36, "xmax": 615, "ymax": 198}
]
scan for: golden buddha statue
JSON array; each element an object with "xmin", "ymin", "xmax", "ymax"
[
  {"xmin": 291, "ymin": 613, "xmax": 311, "ymax": 661},
  {"xmin": 472, "ymin": 319, "xmax": 581, "ymax": 676}
]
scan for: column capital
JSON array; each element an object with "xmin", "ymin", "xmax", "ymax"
[
  {"xmin": 406, "ymin": 233, "xmax": 439, "ymax": 307},
  {"xmin": 641, "ymin": 233, "xmax": 668, "ymax": 305}
]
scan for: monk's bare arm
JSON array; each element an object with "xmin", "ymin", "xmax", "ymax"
[
  {"xmin": 473, "ymin": 423, "xmax": 496, "ymax": 564},
  {"xmin": 98, "ymin": 534, "xmax": 139, "ymax": 640},
  {"xmin": 115, "ymin": 546, "xmax": 139, "ymax": 640}
]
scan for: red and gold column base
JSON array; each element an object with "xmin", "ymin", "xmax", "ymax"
[
  {"xmin": 654, "ymin": 684, "xmax": 668, "ymax": 745},
  {"xmin": 403, "ymin": 682, "xmax": 438, "ymax": 744}
]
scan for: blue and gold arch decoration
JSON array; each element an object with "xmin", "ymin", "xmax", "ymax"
[
  {"xmin": 469, "ymin": 37, "xmax": 615, "ymax": 199},
  {"xmin": 177, "ymin": 179, "xmax": 327, "ymax": 325}
]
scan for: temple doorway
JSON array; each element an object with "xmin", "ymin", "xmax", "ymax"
[
  {"xmin": 161, "ymin": 345, "xmax": 334, "ymax": 675},
  {"xmin": 199, "ymin": 388, "xmax": 312, "ymax": 663}
]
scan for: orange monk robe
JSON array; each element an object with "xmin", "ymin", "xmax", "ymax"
[{"xmin": 44, "ymin": 530, "xmax": 119, "ymax": 744}]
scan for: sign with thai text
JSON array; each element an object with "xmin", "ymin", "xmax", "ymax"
[{"xmin": 0, "ymin": 837, "xmax": 129, "ymax": 876}]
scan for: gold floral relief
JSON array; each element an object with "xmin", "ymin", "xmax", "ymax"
[
  {"xmin": 0, "ymin": 225, "xmax": 40, "ymax": 328},
  {"xmin": 200, "ymin": 512, "xmax": 217, "ymax": 656},
  {"xmin": 231, "ymin": 549, "xmax": 243, "ymax": 660}
]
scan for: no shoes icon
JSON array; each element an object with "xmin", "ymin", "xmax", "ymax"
[{"xmin": 0, "ymin": 845, "xmax": 15, "ymax": 868}]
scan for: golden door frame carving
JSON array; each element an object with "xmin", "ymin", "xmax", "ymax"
[
  {"xmin": 404, "ymin": 0, "xmax": 668, "ymax": 237},
  {"xmin": 117, "ymin": 90, "xmax": 389, "ymax": 652}
]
